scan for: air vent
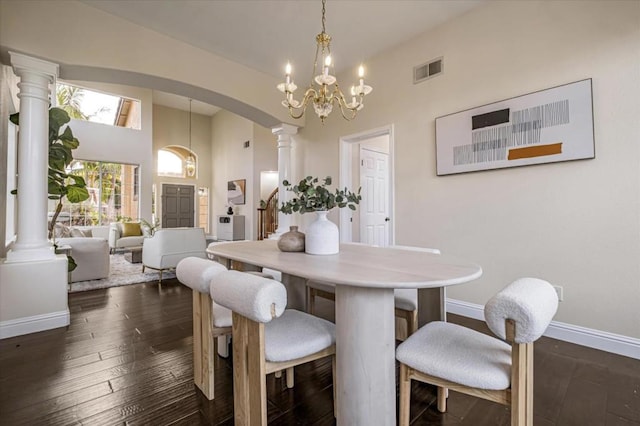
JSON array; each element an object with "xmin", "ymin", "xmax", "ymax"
[
  {"xmin": 413, "ymin": 57, "xmax": 443, "ymax": 84},
  {"xmin": 243, "ymin": 140, "xmax": 250, "ymax": 148}
]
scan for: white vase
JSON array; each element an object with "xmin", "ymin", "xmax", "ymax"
[{"xmin": 305, "ymin": 211, "xmax": 339, "ymax": 255}]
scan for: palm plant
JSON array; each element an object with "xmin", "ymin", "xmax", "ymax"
[{"xmin": 56, "ymin": 83, "xmax": 88, "ymax": 120}]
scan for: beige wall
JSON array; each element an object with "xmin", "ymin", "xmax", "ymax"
[
  {"xmin": 211, "ymin": 110, "xmax": 255, "ymax": 239},
  {"xmin": 294, "ymin": 1, "xmax": 640, "ymax": 338},
  {"xmin": 0, "ymin": 0, "xmax": 292, "ymax": 127},
  {"xmin": 152, "ymin": 104, "xmax": 212, "ymax": 230}
]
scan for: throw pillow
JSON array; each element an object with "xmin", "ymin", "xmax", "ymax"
[
  {"xmin": 122, "ymin": 222, "xmax": 142, "ymax": 237},
  {"xmin": 70, "ymin": 228, "xmax": 85, "ymax": 238},
  {"xmin": 53, "ymin": 223, "xmax": 71, "ymax": 238}
]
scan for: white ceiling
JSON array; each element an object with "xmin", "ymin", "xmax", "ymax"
[{"xmin": 82, "ymin": 0, "xmax": 485, "ymax": 114}]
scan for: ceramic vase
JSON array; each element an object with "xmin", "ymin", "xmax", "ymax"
[
  {"xmin": 305, "ymin": 211, "xmax": 339, "ymax": 255},
  {"xmin": 277, "ymin": 226, "xmax": 305, "ymax": 252}
]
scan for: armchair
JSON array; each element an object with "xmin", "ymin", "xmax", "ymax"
[
  {"xmin": 142, "ymin": 227, "xmax": 207, "ymax": 283},
  {"xmin": 108, "ymin": 222, "xmax": 147, "ymax": 253}
]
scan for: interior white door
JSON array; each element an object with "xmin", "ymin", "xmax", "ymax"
[{"xmin": 360, "ymin": 147, "xmax": 390, "ymax": 247}]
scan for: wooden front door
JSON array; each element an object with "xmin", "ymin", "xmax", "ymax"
[{"xmin": 162, "ymin": 184, "xmax": 195, "ymax": 228}]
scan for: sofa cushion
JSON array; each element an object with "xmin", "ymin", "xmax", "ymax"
[
  {"xmin": 53, "ymin": 223, "xmax": 71, "ymax": 238},
  {"xmin": 122, "ymin": 222, "xmax": 142, "ymax": 237},
  {"xmin": 70, "ymin": 228, "xmax": 92, "ymax": 238},
  {"xmin": 117, "ymin": 236, "xmax": 145, "ymax": 249}
]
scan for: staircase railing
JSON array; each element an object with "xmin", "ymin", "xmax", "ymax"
[{"xmin": 257, "ymin": 188, "xmax": 278, "ymax": 240}]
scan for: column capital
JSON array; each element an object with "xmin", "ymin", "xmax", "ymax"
[
  {"xmin": 271, "ymin": 123, "xmax": 298, "ymax": 137},
  {"xmin": 10, "ymin": 52, "xmax": 59, "ymax": 81}
]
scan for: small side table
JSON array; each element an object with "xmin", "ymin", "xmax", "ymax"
[
  {"xmin": 55, "ymin": 244, "xmax": 73, "ymax": 284},
  {"xmin": 124, "ymin": 246, "xmax": 143, "ymax": 264}
]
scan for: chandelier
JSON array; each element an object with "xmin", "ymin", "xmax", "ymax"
[{"xmin": 277, "ymin": 0, "xmax": 372, "ymax": 123}]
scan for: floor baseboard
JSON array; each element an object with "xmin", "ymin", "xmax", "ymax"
[
  {"xmin": 446, "ymin": 298, "xmax": 640, "ymax": 360},
  {"xmin": 0, "ymin": 310, "xmax": 70, "ymax": 339}
]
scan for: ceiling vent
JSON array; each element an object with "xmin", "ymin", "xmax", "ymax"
[{"xmin": 413, "ymin": 57, "xmax": 443, "ymax": 84}]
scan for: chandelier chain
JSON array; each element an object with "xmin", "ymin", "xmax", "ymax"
[{"xmin": 321, "ymin": 0, "xmax": 326, "ymax": 34}]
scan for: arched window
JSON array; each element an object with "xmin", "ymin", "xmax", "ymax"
[{"xmin": 157, "ymin": 146, "xmax": 197, "ymax": 178}]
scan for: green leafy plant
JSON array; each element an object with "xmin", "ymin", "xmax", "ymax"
[
  {"xmin": 10, "ymin": 107, "xmax": 90, "ymax": 271},
  {"xmin": 279, "ymin": 176, "xmax": 361, "ymax": 214},
  {"xmin": 140, "ymin": 218, "xmax": 160, "ymax": 236}
]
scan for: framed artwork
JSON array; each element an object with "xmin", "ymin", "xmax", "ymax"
[
  {"xmin": 227, "ymin": 179, "xmax": 246, "ymax": 205},
  {"xmin": 435, "ymin": 79, "xmax": 595, "ymax": 176}
]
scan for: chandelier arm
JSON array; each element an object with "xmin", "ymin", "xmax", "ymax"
[
  {"xmin": 335, "ymin": 93, "xmax": 359, "ymax": 121},
  {"xmin": 286, "ymin": 88, "xmax": 319, "ymax": 119}
]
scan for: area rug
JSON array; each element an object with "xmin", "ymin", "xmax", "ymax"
[{"xmin": 68, "ymin": 253, "xmax": 176, "ymax": 293}]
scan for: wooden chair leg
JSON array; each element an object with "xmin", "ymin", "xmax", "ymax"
[
  {"xmin": 307, "ymin": 287, "xmax": 316, "ymax": 315},
  {"xmin": 525, "ymin": 343, "xmax": 534, "ymax": 426},
  {"xmin": 407, "ymin": 309, "xmax": 418, "ymax": 337},
  {"xmin": 437, "ymin": 386, "xmax": 447, "ymax": 412},
  {"xmin": 274, "ymin": 370, "xmax": 282, "ymax": 378},
  {"xmin": 233, "ymin": 313, "xmax": 267, "ymax": 426},
  {"xmin": 285, "ymin": 366, "xmax": 294, "ymax": 388},
  {"xmin": 332, "ymin": 355, "xmax": 337, "ymax": 419},
  {"xmin": 193, "ymin": 292, "xmax": 203, "ymax": 395},
  {"xmin": 510, "ymin": 321, "xmax": 527, "ymax": 426},
  {"xmin": 399, "ymin": 363, "xmax": 412, "ymax": 426}
]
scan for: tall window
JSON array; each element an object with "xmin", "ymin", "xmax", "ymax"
[
  {"xmin": 157, "ymin": 146, "xmax": 197, "ymax": 178},
  {"xmin": 5, "ymin": 122, "xmax": 17, "ymax": 245},
  {"xmin": 198, "ymin": 187, "xmax": 210, "ymax": 234},
  {"xmin": 55, "ymin": 82, "xmax": 141, "ymax": 129},
  {"xmin": 52, "ymin": 160, "xmax": 140, "ymax": 225}
]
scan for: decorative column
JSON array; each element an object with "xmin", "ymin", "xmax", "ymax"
[
  {"xmin": 6, "ymin": 52, "xmax": 59, "ymax": 262},
  {"xmin": 270, "ymin": 123, "xmax": 298, "ymax": 239}
]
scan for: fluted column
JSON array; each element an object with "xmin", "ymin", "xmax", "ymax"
[
  {"xmin": 6, "ymin": 52, "xmax": 59, "ymax": 262},
  {"xmin": 270, "ymin": 123, "xmax": 298, "ymax": 239}
]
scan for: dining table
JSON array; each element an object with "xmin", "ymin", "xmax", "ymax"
[{"xmin": 206, "ymin": 239, "xmax": 482, "ymax": 425}]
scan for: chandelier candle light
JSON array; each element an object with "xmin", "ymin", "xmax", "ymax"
[{"xmin": 277, "ymin": 0, "xmax": 372, "ymax": 123}]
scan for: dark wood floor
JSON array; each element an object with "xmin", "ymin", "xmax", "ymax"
[{"xmin": 1, "ymin": 279, "xmax": 638, "ymax": 425}]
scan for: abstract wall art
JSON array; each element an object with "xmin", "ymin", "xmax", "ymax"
[
  {"xmin": 435, "ymin": 79, "xmax": 594, "ymax": 176},
  {"xmin": 227, "ymin": 179, "xmax": 246, "ymax": 205}
]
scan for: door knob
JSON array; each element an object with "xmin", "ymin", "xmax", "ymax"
[{"xmin": 385, "ymin": 217, "xmax": 390, "ymax": 222}]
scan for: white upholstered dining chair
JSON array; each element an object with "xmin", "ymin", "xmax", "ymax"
[
  {"xmin": 176, "ymin": 257, "xmax": 231, "ymax": 400},
  {"xmin": 396, "ymin": 277, "xmax": 558, "ymax": 426},
  {"xmin": 214, "ymin": 269, "xmax": 336, "ymax": 426},
  {"xmin": 306, "ymin": 244, "xmax": 441, "ymax": 337}
]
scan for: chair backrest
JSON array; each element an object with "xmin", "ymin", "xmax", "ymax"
[
  {"xmin": 147, "ymin": 227, "xmax": 206, "ymax": 250},
  {"xmin": 213, "ymin": 270, "xmax": 287, "ymax": 323},
  {"xmin": 176, "ymin": 257, "xmax": 227, "ymax": 294},
  {"xmin": 484, "ymin": 277, "xmax": 558, "ymax": 344}
]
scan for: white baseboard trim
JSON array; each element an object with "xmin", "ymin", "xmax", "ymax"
[
  {"xmin": 446, "ymin": 298, "xmax": 640, "ymax": 360},
  {"xmin": 0, "ymin": 310, "xmax": 70, "ymax": 339}
]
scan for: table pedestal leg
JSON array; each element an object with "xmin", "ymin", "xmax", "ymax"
[
  {"xmin": 417, "ymin": 287, "xmax": 446, "ymax": 327},
  {"xmin": 281, "ymin": 273, "xmax": 307, "ymax": 311},
  {"xmin": 335, "ymin": 285, "xmax": 396, "ymax": 425}
]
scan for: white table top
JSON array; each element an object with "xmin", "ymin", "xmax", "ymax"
[{"xmin": 206, "ymin": 240, "xmax": 482, "ymax": 289}]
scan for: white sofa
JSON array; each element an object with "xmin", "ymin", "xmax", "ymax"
[
  {"xmin": 56, "ymin": 225, "xmax": 111, "ymax": 282},
  {"xmin": 58, "ymin": 236, "xmax": 110, "ymax": 282},
  {"xmin": 142, "ymin": 227, "xmax": 207, "ymax": 283},
  {"xmin": 109, "ymin": 222, "xmax": 147, "ymax": 253}
]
